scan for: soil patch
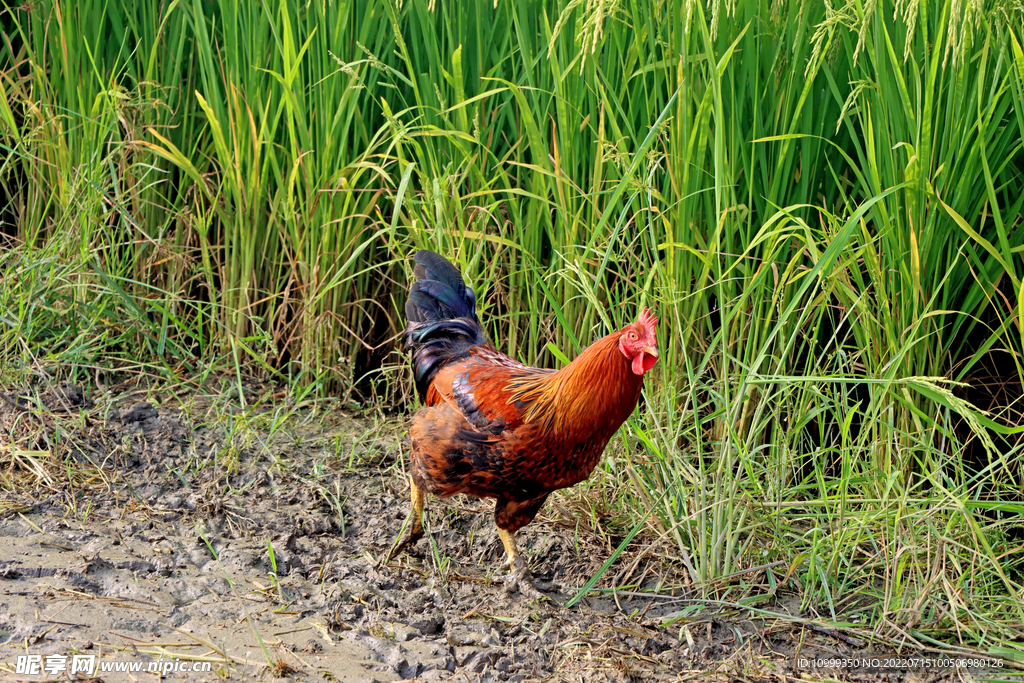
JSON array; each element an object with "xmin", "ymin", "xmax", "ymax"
[{"xmin": 0, "ymin": 383, "xmax": 1003, "ymax": 681}]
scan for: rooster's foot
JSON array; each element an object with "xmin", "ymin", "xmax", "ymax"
[
  {"xmin": 503, "ymin": 556, "xmax": 547, "ymax": 599},
  {"xmin": 381, "ymin": 526, "xmax": 424, "ymax": 567}
]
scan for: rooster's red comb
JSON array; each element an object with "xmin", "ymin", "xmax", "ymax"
[{"xmin": 637, "ymin": 306, "xmax": 658, "ymax": 337}]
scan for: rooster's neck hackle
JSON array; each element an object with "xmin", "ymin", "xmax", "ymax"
[{"xmin": 506, "ymin": 332, "xmax": 643, "ymax": 437}]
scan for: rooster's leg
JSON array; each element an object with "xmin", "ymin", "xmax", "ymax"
[
  {"xmin": 497, "ymin": 528, "xmax": 521, "ymax": 566},
  {"xmin": 382, "ymin": 475, "xmax": 426, "ymax": 564},
  {"xmin": 495, "ymin": 492, "xmax": 553, "ymax": 598},
  {"xmin": 497, "ymin": 528, "xmax": 544, "ymax": 598}
]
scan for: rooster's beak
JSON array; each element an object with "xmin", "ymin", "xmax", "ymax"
[{"xmin": 643, "ymin": 346, "xmax": 659, "ymax": 359}]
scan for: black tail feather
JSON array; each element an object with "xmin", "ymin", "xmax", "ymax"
[{"xmin": 405, "ymin": 251, "xmax": 486, "ymax": 397}]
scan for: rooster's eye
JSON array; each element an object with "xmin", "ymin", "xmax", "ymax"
[{"xmin": 629, "ymin": 332, "xmax": 637, "ymax": 340}]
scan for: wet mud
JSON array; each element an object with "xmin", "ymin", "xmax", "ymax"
[{"xmin": 0, "ymin": 384, "xmax": 988, "ymax": 681}]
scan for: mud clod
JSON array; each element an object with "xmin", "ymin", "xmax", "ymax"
[{"xmin": 119, "ymin": 401, "xmax": 157, "ymax": 423}]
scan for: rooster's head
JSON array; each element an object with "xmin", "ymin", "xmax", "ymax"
[{"xmin": 619, "ymin": 307, "xmax": 659, "ymax": 376}]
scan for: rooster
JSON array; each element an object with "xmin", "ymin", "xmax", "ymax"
[{"xmin": 385, "ymin": 250, "xmax": 659, "ymax": 595}]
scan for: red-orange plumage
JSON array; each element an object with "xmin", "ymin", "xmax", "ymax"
[{"xmin": 403, "ymin": 251, "xmax": 659, "ymax": 538}]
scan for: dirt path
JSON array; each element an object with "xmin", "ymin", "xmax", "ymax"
[{"xmin": 0, "ymin": 384, "xmax": 990, "ymax": 681}]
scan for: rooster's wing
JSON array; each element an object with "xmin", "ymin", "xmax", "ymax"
[{"xmin": 427, "ymin": 345, "xmax": 554, "ymax": 438}]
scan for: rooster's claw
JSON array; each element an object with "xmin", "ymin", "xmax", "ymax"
[
  {"xmin": 503, "ymin": 556, "xmax": 547, "ymax": 600},
  {"xmin": 380, "ymin": 526, "xmax": 424, "ymax": 567}
]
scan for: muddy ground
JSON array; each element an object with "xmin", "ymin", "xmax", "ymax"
[{"xmin": 0, "ymin": 382, "xmax": 1005, "ymax": 681}]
